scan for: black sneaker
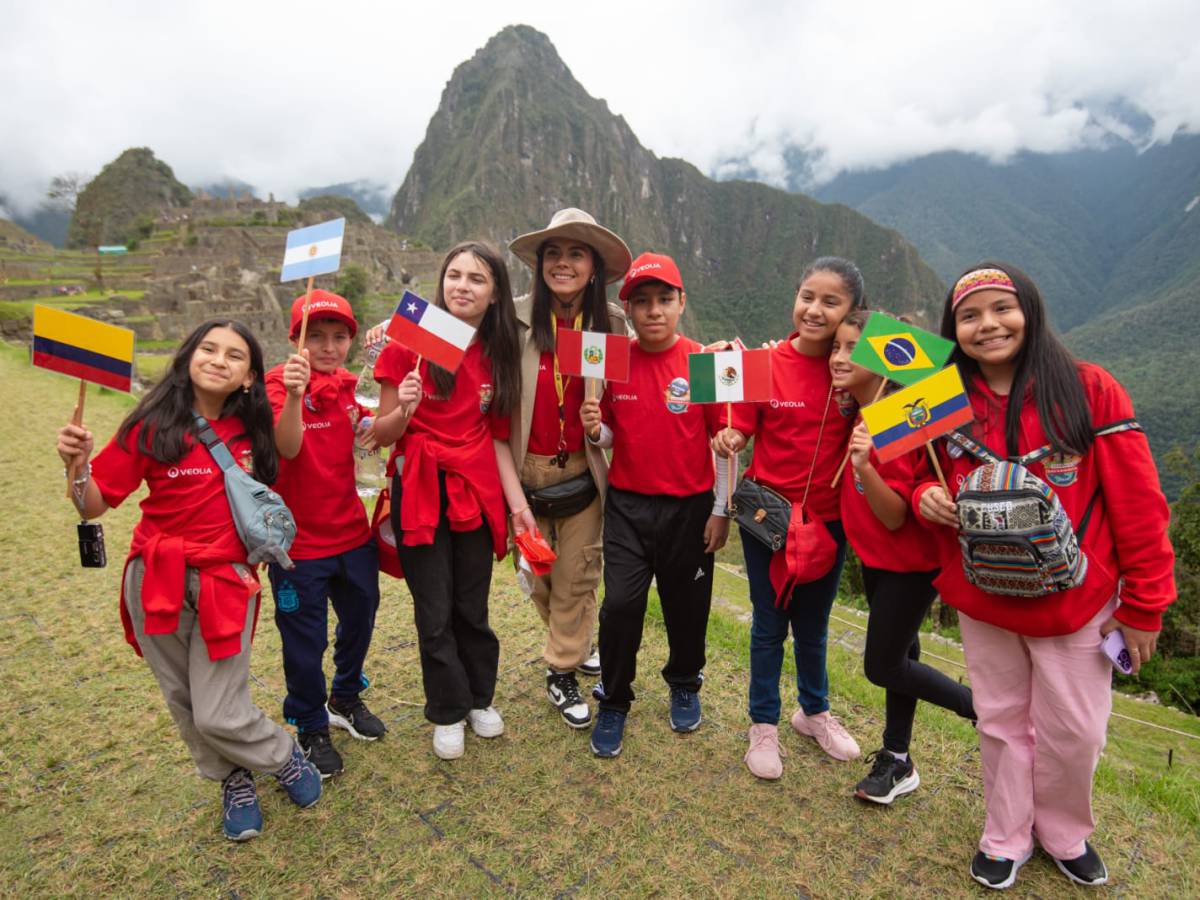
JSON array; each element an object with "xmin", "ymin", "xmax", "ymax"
[
  {"xmin": 327, "ymin": 695, "xmax": 387, "ymax": 741},
  {"xmin": 1053, "ymin": 842, "xmax": 1108, "ymax": 886},
  {"xmin": 590, "ymin": 708, "xmax": 627, "ymax": 758},
  {"xmin": 970, "ymin": 849, "xmax": 1033, "ymax": 890},
  {"xmin": 298, "ymin": 728, "xmax": 344, "ymax": 779},
  {"xmin": 546, "ymin": 669, "xmax": 592, "ymax": 729},
  {"xmin": 854, "ymin": 750, "xmax": 920, "ymax": 805},
  {"xmin": 668, "ymin": 685, "xmax": 702, "ymax": 732}
]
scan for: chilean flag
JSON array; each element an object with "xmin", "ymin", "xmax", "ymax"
[
  {"xmin": 385, "ymin": 290, "xmax": 475, "ymax": 372},
  {"xmin": 556, "ymin": 329, "xmax": 631, "ymax": 382}
]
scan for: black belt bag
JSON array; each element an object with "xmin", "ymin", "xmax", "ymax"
[
  {"xmin": 731, "ymin": 478, "xmax": 792, "ymax": 551},
  {"xmin": 523, "ymin": 471, "xmax": 598, "ymax": 520}
]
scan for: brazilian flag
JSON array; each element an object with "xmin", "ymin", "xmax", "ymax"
[{"xmin": 849, "ymin": 313, "xmax": 955, "ymax": 386}]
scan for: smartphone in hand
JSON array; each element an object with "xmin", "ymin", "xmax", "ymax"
[{"xmin": 1101, "ymin": 629, "xmax": 1133, "ymax": 675}]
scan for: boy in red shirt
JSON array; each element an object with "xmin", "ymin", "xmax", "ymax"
[
  {"xmin": 580, "ymin": 253, "xmax": 730, "ymax": 757},
  {"xmin": 266, "ymin": 290, "xmax": 386, "ymax": 778}
]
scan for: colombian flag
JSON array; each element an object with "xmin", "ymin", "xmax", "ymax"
[
  {"xmin": 32, "ymin": 305, "xmax": 134, "ymax": 392},
  {"xmin": 850, "ymin": 313, "xmax": 955, "ymax": 387},
  {"xmin": 861, "ymin": 365, "xmax": 973, "ymax": 463}
]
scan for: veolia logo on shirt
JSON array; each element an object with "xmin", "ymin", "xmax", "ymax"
[
  {"xmin": 303, "ymin": 420, "xmax": 333, "ymax": 430},
  {"xmin": 166, "ymin": 465, "xmax": 215, "ymax": 478},
  {"xmin": 769, "ymin": 399, "xmax": 807, "ymax": 409}
]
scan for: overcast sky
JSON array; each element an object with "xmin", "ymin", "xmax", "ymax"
[{"xmin": 2, "ymin": 0, "xmax": 1198, "ymax": 213}]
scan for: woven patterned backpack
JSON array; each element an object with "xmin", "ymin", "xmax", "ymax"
[{"xmin": 946, "ymin": 420, "xmax": 1139, "ymax": 598}]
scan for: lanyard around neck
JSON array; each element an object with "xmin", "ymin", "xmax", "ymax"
[{"xmin": 551, "ymin": 312, "xmax": 583, "ymax": 449}]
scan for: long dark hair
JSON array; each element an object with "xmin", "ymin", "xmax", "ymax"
[
  {"xmin": 940, "ymin": 260, "xmax": 1092, "ymax": 457},
  {"xmin": 117, "ymin": 319, "xmax": 278, "ymax": 484},
  {"xmin": 530, "ymin": 242, "xmax": 610, "ymax": 353},
  {"xmin": 799, "ymin": 256, "xmax": 867, "ymax": 309},
  {"xmin": 427, "ymin": 241, "xmax": 520, "ymax": 417}
]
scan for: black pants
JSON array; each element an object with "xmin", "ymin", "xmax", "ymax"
[
  {"xmin": 267, "ymin": 540, "xmax": 380, "ymax": 732},
  {"xmin": 392, "ymin": 472, "xmax": 499, "ymax": 725},
  {"xmin": 598, "ymin": 488, "xmax": 714, "ymax": 713},
  {"xmin": 862, "ymin": 565, "xmax": 976, "ymax": 754}
]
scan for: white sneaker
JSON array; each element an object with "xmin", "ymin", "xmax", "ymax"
[
  {"xmin": 432, "ymin": 721, "xmax": 465, "ymax": 759},
  {"xmin": 577, "ymin": 648, "xmax": 601, "ymax": 677},
  {"xmin": 466, "ymin": 706, "xmax": 505, "ymax": 738}
]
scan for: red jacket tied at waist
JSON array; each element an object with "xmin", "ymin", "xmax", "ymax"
[
  {"xmin": 120, "ymin": 522, "xmax": 260, "ymax": 661},
  {"xmin": 396, "ymin": 432, "xmax": 508, "ymax": 561}
]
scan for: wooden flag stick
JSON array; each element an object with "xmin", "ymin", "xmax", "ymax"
[
  {"xmin": 65, "ymin": 379, "xmax": 87, "ymax": 500},
  {"xmin": 295, "ymin": 275, "xmax": 315, "ymax": 347},
  {"xmin": 726, "ymin": 401, "xmax": 736, "ymax": 513},
  {"xmin": 926, "ymin": 442, "xmax": 950, "ymax": 494},
  {"xmin": 831, "ymin": 378, "xmax": 888, "ymax": 488},
  {"xmin": 403, "ymin": 355, "xmax": 422, "ymax": 418}
]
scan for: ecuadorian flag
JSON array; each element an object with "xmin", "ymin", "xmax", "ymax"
[
  {"xmin": 32, "ymin": 305, "xmax": 135, "ymax": 392},
  {"xmin": 860, "ymin": 364, "xmax": 973, "ymax": 463},
  {"xmin": 850, "ymin": 313, "xmax": 955, "ymax": 387}
]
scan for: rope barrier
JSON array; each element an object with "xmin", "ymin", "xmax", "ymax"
[{"xmin": 714, "ymin": 562, "xmax": 1200, "ymax": 744}]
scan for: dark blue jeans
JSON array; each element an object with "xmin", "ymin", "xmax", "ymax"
[
  {"xmin": 267, "ymin": 539, "xmax": 381, "ymax": 732},
  {"xmin": 742, "ymin": 521, "xmax": 847, "ymax": 724}
]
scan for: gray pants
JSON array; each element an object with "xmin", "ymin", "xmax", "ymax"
[{"xmin": 124, "ymin": 557, "xmax": 295, "ymax": 781}]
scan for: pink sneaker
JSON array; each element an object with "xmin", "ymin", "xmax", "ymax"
[
  {"xmin": 790, "ymin": 708, "xmax": 861, "ymax": 761},
  {"xmin": 744, "ymin": 723, "xmax": 785, "ymax": 779}
]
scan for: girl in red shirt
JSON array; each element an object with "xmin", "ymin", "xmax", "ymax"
[
  {"xmin": 831, "ymin": 310, "xmax": 975, "ymax": 805},
  {"xmin": 55, "ymin": 320, "xmax": 322, "ymax": 842},
  {"xmin": 715, "ymin": 257, "xmax": 864, "ymax": 780},
  {"xmin": 915, "ymin": 262, "xmax": 1175, "ymax": 890},
  {"xmin": 373, "ymin": 241, "xmax": 532, "ymax": 762}
]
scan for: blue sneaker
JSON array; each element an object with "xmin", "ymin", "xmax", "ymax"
[
  {"xmin": 221, "ymin": 768, "xmax": 262, "ymax": 841},
  {"xmin": 590, "ymin": 708, "xmax": 627, "ymax": 758},
  {"xmin": 274, "ymin": 741, "xmax": 322, "ymax": 809},
  {"xmin": 668, "ymin": 686, "xmax": 702, "ymax": 732}
]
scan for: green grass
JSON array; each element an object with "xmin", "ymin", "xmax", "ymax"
[
  {"xmin": 0, "ymin": 290, "xmax": 149, "ymax": 321},
  {"xmin": 1, "ymin": 344, "xmax": 1197, "ymax": 897}
]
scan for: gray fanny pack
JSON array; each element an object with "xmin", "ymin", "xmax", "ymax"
[{"xmin": 193, "ymin": 412, "xmax": 296, "ymax": 569}]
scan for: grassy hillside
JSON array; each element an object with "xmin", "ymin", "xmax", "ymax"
[{"xmin": 2, "ymin": 344, "xmax": 1198, "ymax": 897}]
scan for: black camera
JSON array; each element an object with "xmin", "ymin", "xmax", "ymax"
[{"xmin": 78, "ymin": 521, "xmax": 107, "ymax": 568}]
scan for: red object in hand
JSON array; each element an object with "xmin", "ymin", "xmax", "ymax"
[{"xmin": 515, "ymin": 530, "xmax": 557, "ymax": 576}]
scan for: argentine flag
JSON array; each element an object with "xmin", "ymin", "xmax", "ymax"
[{"xmin": 280, "ymin": 217, "xmax": 345, "ymax": 282}]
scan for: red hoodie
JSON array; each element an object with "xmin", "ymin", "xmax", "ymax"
[
  {"xmin": 91, "ymin": 419, "xmax": 261, "ymax": 661},
  {"xmin": 913, "ymin": 363, "xmax": 1175, "ymax": 636}
]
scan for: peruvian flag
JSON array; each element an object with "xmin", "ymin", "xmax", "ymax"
[
  {"xmin": 688, "ymin": 348, "xmax": 773, "ymax": 402},
  {"xmin": 556, "ymin": 329, "xmax": 631, "ymax": 382},
  {"xmin": 385, "ymin": 290, "xmax": 475, "ymax": 372}
]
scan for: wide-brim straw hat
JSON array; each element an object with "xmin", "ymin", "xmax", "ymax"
[{"xmin": 509, "ymin": 208, "xmax": 633, "ymax": 285}]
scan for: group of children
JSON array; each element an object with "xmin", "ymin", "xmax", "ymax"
[{"xmin": 55, "ymin": 207, "xmax": 1176, "ymax": 891}]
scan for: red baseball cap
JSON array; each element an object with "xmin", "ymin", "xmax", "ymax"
[
  {"xmin": 619, "ymin": 252, "xmax": 684, "ymax": 301},
  {"xmin": 289, "ymin": 289, "xmax": 358, "ymax": 339}
]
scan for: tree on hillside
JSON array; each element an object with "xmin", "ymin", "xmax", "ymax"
[{"xmin": 46, "ymin": 172, "xmax": 90, "ymax": 214}]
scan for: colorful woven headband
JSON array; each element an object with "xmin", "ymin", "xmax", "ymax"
[{"xmin": 952, "ymin": 268, "xmax": 1017, "ymax": 308}]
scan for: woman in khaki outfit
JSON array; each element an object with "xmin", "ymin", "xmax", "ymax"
[{"xmin": 508, "ymin": 208, "xmax": 632, "ymax": 729}]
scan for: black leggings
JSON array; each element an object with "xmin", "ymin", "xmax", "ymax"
[{"xmin": 862, "ymin": 566, "xmax": 976, "ymax": 754}]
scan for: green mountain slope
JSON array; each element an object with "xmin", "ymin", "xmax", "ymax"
[
  {"xmin": 387, "ymin": 25, "xmax": 945, "ymax": 343},
  {"xmin": 68, "ymin": 148, "xmax": 192, "ymax": 248}
]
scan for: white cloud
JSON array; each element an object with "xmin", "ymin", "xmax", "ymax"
[{"xmin": 1, "ymin": 0, "xmax": 1197, "ymax": 213}]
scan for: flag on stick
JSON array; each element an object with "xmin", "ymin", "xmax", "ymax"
[
  {"xmin": 860, "ymin": 365, "xmax": 974, "ymax": 463},
  {"xmin": 280, "ymin": 217, "xmax": 345, "ymax": 282},
  {"xmin": 556, "ymin": 329, "xmax": 631, "ymax": 382},
  {"xmin": 850, "ymin": 313, "xmax": 955, "ymax": 387},
  {"xmin": 32, "ymin": 305, "xmax": 135, "ymax": 392},
  {"xmin": 385, "ymin": 290, "xmax": 475, "ymax": 373},
  {"xmin": 688, "ymin": 348, "xmax": 772, "ymax": 403}
]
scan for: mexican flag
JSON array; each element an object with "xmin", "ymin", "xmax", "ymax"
[
  {"xmin": 688, "ymin": 348, "xmax": 772, "ymax": 403},
  {"xmin": 556, "ymin": 328, "xmax": 632, "ymax": 382}
]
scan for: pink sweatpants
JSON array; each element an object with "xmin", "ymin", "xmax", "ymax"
[{"xmin": 958, "ymin": 598, "xmax": 1117, "ymax": 861}]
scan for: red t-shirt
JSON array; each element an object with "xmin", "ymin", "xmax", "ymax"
[
  {"xmin": 913, "ymin": 363, "xmax": 1176, "ymax": 636},
  {"xmin": 840, "ymin": 439, "xmax": 937, "ymax": 572},
  {"xmin": 528, "ymin": 322, "xmax": 585, "ymax": 455},
  {"xmin": 92, "ymin": 417, "xmax": 248, "ymax": 545},
  {"xmin": 374, "ymin": 341, "xmax": 510, "ymax": 471},
  {"xmin": 265, "ymin": 365, "xmax": 372, "ymax": 560},
  {"xmin": 601, "ymin": 335, "xmax": 722, "ymax": 497},
  {"xmin": 730, "ymin": 335, "xmax": 853, "ymax": 521}
]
